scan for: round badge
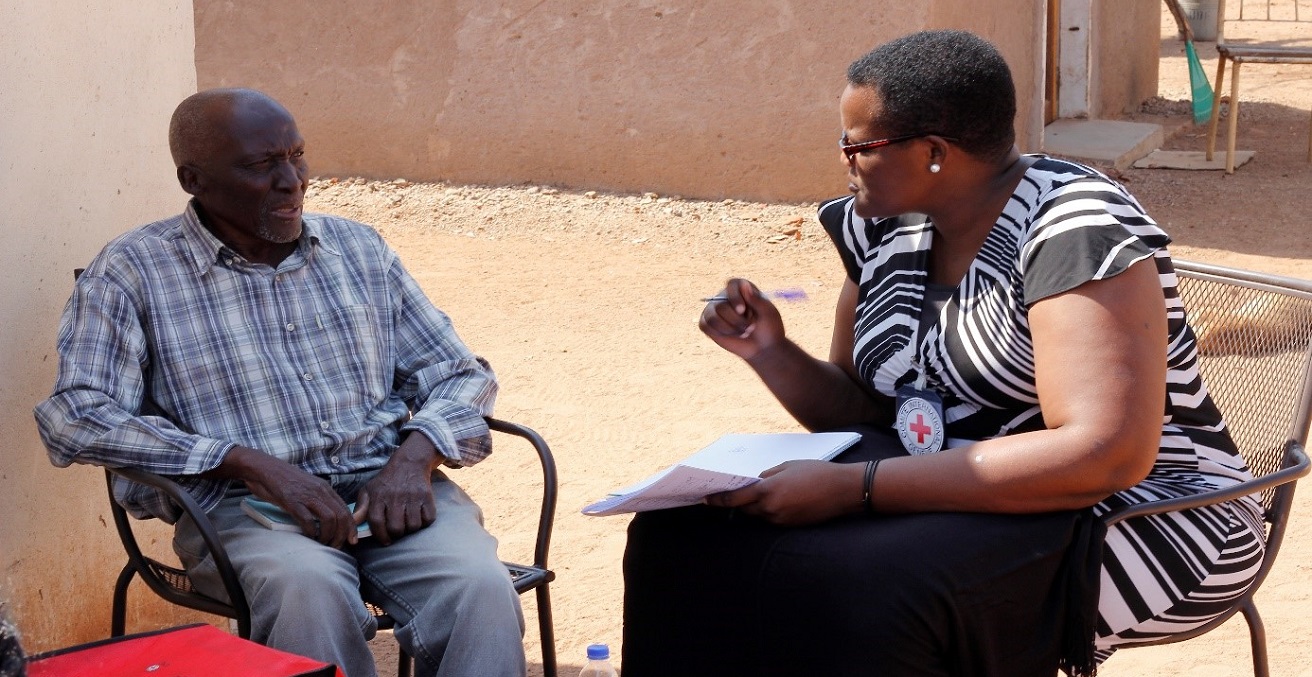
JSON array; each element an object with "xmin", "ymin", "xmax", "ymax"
[{"xmin": 895, "ymin": 396, "xmax": 945, "ymax": 455}]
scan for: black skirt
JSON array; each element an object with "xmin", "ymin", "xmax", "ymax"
[{"xmin": 621, "ymin": 426, "xmax": 1102, "ymax": 677}]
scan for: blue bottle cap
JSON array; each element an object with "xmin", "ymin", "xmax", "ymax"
[{"xmin": 586, "ymin": 643, "xmax": 610, "ymax": 660}]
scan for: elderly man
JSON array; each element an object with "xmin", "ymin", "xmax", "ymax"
[{"xmin": 34, "ymin": 88, "xmax": 526, "ymax": 677}]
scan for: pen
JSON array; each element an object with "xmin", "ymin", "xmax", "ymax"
[{"xmin": 700, "ymin": 287, "xmax": 809, "ymax": 303}]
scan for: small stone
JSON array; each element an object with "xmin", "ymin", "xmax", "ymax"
[{"xmin": 584, "ymin": 191, "xmax": 598, "ymax": 199}]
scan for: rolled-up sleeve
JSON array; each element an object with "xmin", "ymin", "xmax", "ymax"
[
  {"xmin": 388, "ymin": 260, "xmax": 497, "ymax": 466},
  {"xmin": 34, "ymin": 274, "xmax": 234, "ymax": 477}
]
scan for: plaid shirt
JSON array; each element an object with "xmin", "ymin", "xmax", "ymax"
[{"xmin": 35, "ymin": 202, "xmax": 497, "ymax": 522}]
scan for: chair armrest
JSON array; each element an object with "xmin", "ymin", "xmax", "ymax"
[
  {"xmin": 104, "ymin": 467, "xmax": 250, "ymax": 625},
  {"xmin": 486, "ymin": 417, "xmax": 558, "ymax": 570},
  {"xmin": 1100, "ymin": 441, "xmax": 1310, "ymax": 526}
]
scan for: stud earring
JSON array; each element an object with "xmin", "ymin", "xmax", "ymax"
[{"xmin": 929, "ymin": 163, "xmax": 941, "ymax": 174}]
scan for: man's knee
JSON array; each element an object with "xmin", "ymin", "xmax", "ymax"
[{"xmin": 240, "ymin": 542, "xmax": 361, "ymax": 602}]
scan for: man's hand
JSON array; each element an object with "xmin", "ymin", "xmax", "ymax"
[
  {"xmin": 209, "ymin": 446, "xmax": 357, "ymax": 548},
  {"xmin": 356, "ymin": 432, "xmax": 443, "ymax": 546}
]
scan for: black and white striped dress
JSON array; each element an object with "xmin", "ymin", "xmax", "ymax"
[{"xmin": 819, "ymin": 156, "xmax": 1265, "ymax": 655}]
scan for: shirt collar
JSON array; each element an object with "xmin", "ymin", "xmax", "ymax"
[{"xmin": 179, "ymin": 200, "xmax": 335, "ymax": 274}]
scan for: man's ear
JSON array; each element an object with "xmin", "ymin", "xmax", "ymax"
[{"xmin": 177, "ymin": 164, "xmax": 204, "ymax": 197}]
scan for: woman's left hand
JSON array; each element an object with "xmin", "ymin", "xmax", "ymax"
[{"xmin": 705, "ymin": 460, "xmax": 863, "ymax": 526}]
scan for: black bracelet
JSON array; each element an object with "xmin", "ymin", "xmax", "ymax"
[{"xmin": 862, "ymin": 459, "xmax": 881, "ymax": 515}]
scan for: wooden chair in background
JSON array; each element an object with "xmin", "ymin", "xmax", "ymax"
[{"xmin": 1206, "ymin": 0, "xmax": 1312, "ymax": 172}]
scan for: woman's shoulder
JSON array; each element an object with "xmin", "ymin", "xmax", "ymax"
[
  {"xmin": 816, "ymin": 195, "xmax": 854, "ymax": 229},
  {"xmin": 1022, "ymin": 155, "xmax": 1133, "ymax": 198}
]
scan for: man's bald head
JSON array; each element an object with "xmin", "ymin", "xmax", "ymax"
[{"xmin": 168, "ymin": 88, "xmax": 293, "ymax": 169}]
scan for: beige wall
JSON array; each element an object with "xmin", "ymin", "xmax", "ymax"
[
  {"xmin": 195, "ymin": 0, "xmax": 1048, "ymax": 203},
  {"xmin": 1094, "ymin": 0, "xmax": 1161, "ymax": 116},
  {"xmin": 0, "ymin": 1, "xmax": 200, "ymax": 652}
]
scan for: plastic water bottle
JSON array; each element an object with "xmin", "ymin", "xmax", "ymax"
[{"xmin": 579, "ymin": 643, "xmax": 618, "ymax": 677}]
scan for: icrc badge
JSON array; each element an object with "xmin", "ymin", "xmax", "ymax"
[{"xmin": 894, "ymin": 387, "xmax": 945, "ymax": 455}]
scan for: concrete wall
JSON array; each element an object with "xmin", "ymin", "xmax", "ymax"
[
  {"xmin": 0, "ymin": 1, "xmax": 199, "ymax": 652},
  {"xmin": 195, "ymin": 0, "xmax": 1048, "ymax": 203},
  {"xmin": 1094, "ymin": 0, "xmax": 1161, "ymax": 116}
]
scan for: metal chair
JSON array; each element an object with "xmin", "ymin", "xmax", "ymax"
[
  {"xmin": 105, "ymin": 417, "xmax": 559, "ymax": 677},
  {"xmin": 1100, "ymin": 260, "xmax": 1312, "ymax": 676},
  {"xmin": 1204, "ymin": 0, "xmax": 1312, "ymax": 172}
]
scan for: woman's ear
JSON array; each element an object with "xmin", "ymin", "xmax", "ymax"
[{"xmin": 926, "ymin": 135, "xmax": 952, "ymax": 166}]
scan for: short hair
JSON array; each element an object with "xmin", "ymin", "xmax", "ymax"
[
  {"xmin": 168, "ymin": 88, "xmax": 288, "ymax": 168},
  {"xmin": 847, "ymin": 30, "xmax": 1016, "ymax": 161}
]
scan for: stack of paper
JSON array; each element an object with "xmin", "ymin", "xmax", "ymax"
[{"xmin": 582, "ymin": 432, "xmax": 861, "ymax": 516}]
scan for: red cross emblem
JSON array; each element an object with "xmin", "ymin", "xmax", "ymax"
[{"xmin": 909, "ymin": 413, "xmax": 932, "ymax": 444}]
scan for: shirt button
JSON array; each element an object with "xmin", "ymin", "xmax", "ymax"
[
  {"xmin": 330, "ymin": 455, "xmax": 341, "ymax": 465},
  {"xmin": 275, "ymin": 275, "xmax": 283, "ymax": 283},
  {"xmin": 302, "ymin": 373, "xmax": 313, "ymax": 381},
  {"xmin": 225, "ymin": 258, "xmax": 235, "ymax": 266},
  {"xmin": 320, "ymin": 421, "xmax": 330, "ymax": 431},
  {"xmin": 285, "ymin": 323, "xmax": 295, "ymax": 331}
]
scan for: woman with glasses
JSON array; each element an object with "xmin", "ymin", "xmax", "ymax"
[{"xmin": 621, "ymin": 30, "xmax": 1261, "ymax": 677}]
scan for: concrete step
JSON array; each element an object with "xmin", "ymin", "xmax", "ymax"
[{"xmin": 1041, "ymin": 119, "xmax": 1165, "ymax": 170}]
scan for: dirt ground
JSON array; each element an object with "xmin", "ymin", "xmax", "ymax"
[{"xmin": 304, "ymin": 8, "xmax": 1312, "ymax": 675}]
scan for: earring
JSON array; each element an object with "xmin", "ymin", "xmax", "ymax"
[{"xmin": 929, "ymin": 163, "xmax": 941, "ymax": 174}]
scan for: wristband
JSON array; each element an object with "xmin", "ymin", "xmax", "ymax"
[{"xmin": 862, "ymin": 459, "xmax": 881, "ymax": 515}]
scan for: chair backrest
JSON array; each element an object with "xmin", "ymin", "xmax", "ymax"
[
  {"xmin": 1174, "ymin": 259, "xmax": 1312, "ymax": 515},
  {"xmin": 1217, "ymin": 0, "xmax": 1312, "ymax": 48}
]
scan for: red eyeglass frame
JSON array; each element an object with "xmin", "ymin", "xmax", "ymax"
[{"xmin": 839, "ymin": 132, "xmax": 957, "ymax": 161}]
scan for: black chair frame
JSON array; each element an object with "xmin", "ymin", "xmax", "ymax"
[
  {"xmin": 1098, "ymin": 260, "xmax": 1312, "ymax": 677},
  {"xmin": 106, "ymin": 417, "xmax": 558, "ymax": 677}
]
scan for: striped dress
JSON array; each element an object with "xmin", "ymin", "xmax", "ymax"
[{"xmin": 819, "ymin": 156, "xmax": 1266, "ymax": 654}]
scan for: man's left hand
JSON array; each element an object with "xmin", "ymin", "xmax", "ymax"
[{"xmin": 356, "ymin": 433, "xmax": 444, "ymax": 546}]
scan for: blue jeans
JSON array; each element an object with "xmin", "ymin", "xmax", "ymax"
[{"xmin": 173, "ymin": 469, "xmax": 526, "ymax": 677}]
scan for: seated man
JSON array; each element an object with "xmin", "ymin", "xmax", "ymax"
[{"xmin": 34, "ymin": 88, "xmax": 525, "ymax": 677}]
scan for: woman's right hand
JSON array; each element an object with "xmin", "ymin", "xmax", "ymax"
[{"xmin": 699, "ymin": 278, "xmax": 786, "ymax": 361}]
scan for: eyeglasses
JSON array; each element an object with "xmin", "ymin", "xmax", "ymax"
[{"xmin": 839, "ymin": 132, "xmax": 956, "ymax": 162}]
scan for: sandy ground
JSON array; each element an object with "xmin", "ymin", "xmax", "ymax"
[{"xmin": 301, "ymin": 9, "xmax": 1312, "ymax": 675}]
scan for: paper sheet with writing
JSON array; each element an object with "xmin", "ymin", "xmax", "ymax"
[{"xmin": 582, "ymin": 432, "xmax": 861, "ymax": 516}]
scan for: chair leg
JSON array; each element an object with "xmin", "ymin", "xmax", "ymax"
[
  {"xmin": 1207, "ymin": 55, "xmax": 1228, "ymax": 161},
  {"xmin": 1226, "ymin": 60, "xmax": 1242, "ymax": 173},
  {"xmin": 1240, "ymin": 600, "xmax": 1270, "ymax": 677},
  {"xmin": 110, "ymin": 565, "xmax": 136, "ymax": 637},
  {"xmin": 536, "ymin": 584, "xmax": 557, "ymax": 677},
  {"xmin": 1306, "ymin": 107, "xmax": 1311, "ymax": 162}
]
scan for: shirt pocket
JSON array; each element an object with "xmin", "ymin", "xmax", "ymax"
[{"xmin": 310, "ymin": 304, "xmax": 391, "ymax": 406}]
